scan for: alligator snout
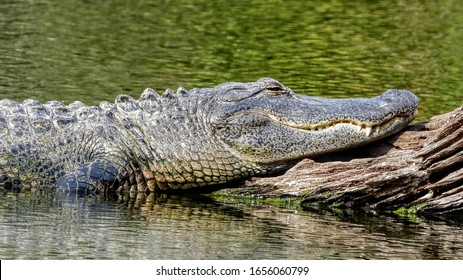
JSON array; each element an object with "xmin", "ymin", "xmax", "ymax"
[{"xmin": 377, "ymin": 89, "xmax": 419, "ymax": 114}]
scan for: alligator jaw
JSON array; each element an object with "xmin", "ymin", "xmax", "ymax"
[{"xmin": 271, "ymin": 109, "xmax": 417, "ymax": 138}]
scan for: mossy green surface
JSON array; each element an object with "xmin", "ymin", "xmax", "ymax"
[
  {"xmin": 392, "ymin": 203, "xmax": 428, "ymax": 220},
  {"xmin": 209, "ymin": 193, "xmax": 302, "ymax": 210}
]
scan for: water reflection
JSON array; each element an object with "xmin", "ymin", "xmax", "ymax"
[{"xmin": 1, "ymin": 190, "xmax": 462, "ymax": 259}]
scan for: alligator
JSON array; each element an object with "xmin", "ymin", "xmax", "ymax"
[{"xmin": 0, "ymin": 78, "xmax": 419, "ymax": 194}]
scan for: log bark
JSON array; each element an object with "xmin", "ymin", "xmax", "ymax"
[{"xmin": 216, "ymin": 105, "xmax": 463, "ymax": 215}]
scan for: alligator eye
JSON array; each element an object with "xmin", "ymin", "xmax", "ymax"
[{"xmin": 265, "ymin": 84, "xmax": 287, "ymax": 96}]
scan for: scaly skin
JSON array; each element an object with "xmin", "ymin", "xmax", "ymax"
[{"xmin": 0, "ymin": 78, "xmax": 419, "ymax": 194}]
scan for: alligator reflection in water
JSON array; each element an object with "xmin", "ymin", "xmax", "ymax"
[{"xmin": 1, "ymin": 190, "xmax": 462, "ymax": 259}]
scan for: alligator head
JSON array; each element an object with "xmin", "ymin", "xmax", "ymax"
[{"xmin": 207, "ymin": 78, "xmax": 418, "ymax": 165}]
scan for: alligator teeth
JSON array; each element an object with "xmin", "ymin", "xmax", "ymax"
[
  {"xmin": 365, "ymin": 126, "xmax": 372, "ymax": 137},
  {"xmin": 355, "ymin": 124, "xmax": 362, "ymax": 133}
]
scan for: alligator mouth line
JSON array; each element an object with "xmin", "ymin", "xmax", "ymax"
[{"xmin": 270, "ymin": 110, "xmax": 417, "ymax": 137}]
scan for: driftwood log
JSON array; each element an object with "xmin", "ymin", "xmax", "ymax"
[{"xmin": 215, "ymin": 105, "xmax": 463, "ymax": 215}]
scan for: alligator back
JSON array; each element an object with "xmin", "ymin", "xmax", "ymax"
[
  {"xmin": 0, "ymin": 88, "xmax": 243, "ymax": 193},
  {"xmin": 0, "ymin": 98, "xmax": 107, "ymax": 189}
]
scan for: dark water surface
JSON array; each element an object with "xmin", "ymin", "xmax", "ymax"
[
  {"xmin": 1, "ymin": 0, "xmax": 463, "ymax": 259},
  {"xmin": 2, "ymin": 191, "xmax": 463, "ymax": 259}
]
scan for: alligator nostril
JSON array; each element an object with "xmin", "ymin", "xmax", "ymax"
[
  {"xmin": 382, "ymin": 89, "xmax": 403, "ymax": 98},
  {"xmin": 381, "ymin": 89, "xmax": 418, "ymax": 104}
]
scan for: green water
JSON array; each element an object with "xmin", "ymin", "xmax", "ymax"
[
  {"xmin": 2, "ymin": 0, "xmax": 462, "ymax": 119},
  {"xmin": 1, "ymin": 0, "xmax": 463, "ymax": 259}
]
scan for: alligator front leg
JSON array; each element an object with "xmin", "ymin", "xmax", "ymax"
[{"xmin": 56, "ymin": 159, "xmax": 121, "ymax": 194}]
